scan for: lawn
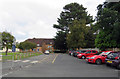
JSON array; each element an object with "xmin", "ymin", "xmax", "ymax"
[{"xmin": 1, "ymin": 52, "xmax": 42, "ymax": 60}]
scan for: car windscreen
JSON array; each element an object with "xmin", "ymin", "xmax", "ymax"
[
  {"xmin": 100, "ymin": 52, "xmax": 110, "ymax": 55},
  {"xmin": 95, "ymin": 52, "xmax": 102, "ymax": 55},
  {"xmin": 107, "ymin": 53, "xmax": 118, "ymax": 58},
  {"xmin": 79, "ymin": 50, "xmax": 86, "ymax": 53}
]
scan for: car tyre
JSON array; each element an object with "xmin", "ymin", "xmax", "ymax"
[
  {"xmin": 95, "ymin": 59, "xmax": 102, "ymax": 65},
  {"xmin": 81, "ymin": 55, "xmax": 86, "ymax": 59}
]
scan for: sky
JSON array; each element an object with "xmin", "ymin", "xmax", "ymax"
[{"xmin": 0, "ymin": 0, "xmax": 105, "ymax": 42}]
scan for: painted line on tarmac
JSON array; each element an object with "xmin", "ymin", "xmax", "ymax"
[
  {"xmin": 30, "ymin": 61, "xmax": 38, "ymax": 63},
  {"xmin": 52, "ymin": 54, "xmax": 58, "ymax": 64},
  {"xmin": 14, "ymin": 60, "xmax": 21, "ymax": 62},
  {"xmin": 22, "ymin": 60, "xmax": 30, "ymax": 63},
  {"xmin": 38, "ymin": 57, "xmax": 48, "ymax": 63}
]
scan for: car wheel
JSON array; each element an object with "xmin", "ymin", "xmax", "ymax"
[
  {"xmin": 117, "ymin": 64, "xmax": 120, "ymax": 70},
  {"xmin": 81, "ymin": 55, "xmax": 86, "ymax": 59},
  {"xmin": 95, "ymin": 59, "xmax": 102, "ymax": 65}
]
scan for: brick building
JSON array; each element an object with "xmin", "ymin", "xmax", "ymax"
[{"xmin": 26, "ymin": 38, "xmax": 54, "ymax": 52}]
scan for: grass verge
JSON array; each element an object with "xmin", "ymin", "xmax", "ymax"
[{"xmin": 1, "ymin": 52, "xmax": 42, "ymax": 60}]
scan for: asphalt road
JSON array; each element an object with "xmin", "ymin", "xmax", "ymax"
[{"xmin": 2, "ymin": 53, "xmax": 119, "ymax": 77}]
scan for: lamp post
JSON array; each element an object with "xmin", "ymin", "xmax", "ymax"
[{"xmin": 11, "ymin": 38, "xmax": 16, "ymax": 69}]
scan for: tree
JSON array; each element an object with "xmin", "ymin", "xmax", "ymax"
[
  {"xmin": 42, "ymin": 42, "xmax": 47, "ymax": 53},
  {"xmin": 2, "ymin": 32, "xmax": 15, "ymax": 55},
  {"xmin": 54, "ymin": 31, "xmax": 67, "ymax": 50},
  {"xmin": 53, "ymin": 2, "xmax": 94, "ymax": 50},
  {"xmin": 67, "ymin": 20, "xmax": 88, "ymax": 49},
  {"xmin": 53, "ymin": 2, "xmax": 93, "ymax": 32},
  {"xmin": 18, "ymin": 41, "xmax": 36, "ymax": 52},
  {"xmin": 95, "ymin": 2, "xmax": 120, "ymax": 50}
]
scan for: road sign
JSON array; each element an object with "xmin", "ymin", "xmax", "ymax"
[{"xmin": 12, "ymin": 45, "xmax": 16, "ymax": 52}]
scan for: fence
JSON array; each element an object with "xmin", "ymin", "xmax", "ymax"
[{"xmin": 2, "ymin": 52, "xmax": 41, "ymax": 72}]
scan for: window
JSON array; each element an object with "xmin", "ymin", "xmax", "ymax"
[
  {"xmin": 86, "ymin": 51, "xmax": 91, "ymax": 53},
  {"xmin": 92, "ymin": 51, "xmax": 96, "ymax": 53}
]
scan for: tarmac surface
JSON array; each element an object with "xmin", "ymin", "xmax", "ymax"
[{"xmin": 1, "ymin": 53, "xmax": 120, "ymax": 78}]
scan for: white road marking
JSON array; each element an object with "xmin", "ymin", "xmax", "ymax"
[
  {"xmin": 30, "ymin": 61, "xmax": 38, "ymax": 63},
  {"xmin": 25, "ymin": 65, "xmax": 31, "ymax": 68},
  {"xmin": 22, "ymin": 60, "xmax": 30, "ymax": 63},
  {"xmin": 14, "ymin": 60, "xmax": 21, "ymax": 62}
]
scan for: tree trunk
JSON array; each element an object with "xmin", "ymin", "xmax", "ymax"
[{"xmin": 6, "ymin": 47, "xmax": 8, "ymax": 56}]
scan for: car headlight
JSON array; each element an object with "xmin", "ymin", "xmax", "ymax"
[
  {"xmin": 90, "ymin": 57, "xmax": 95, "ymax": 59},
  {"xmin": 78, "ymin": 54, "xmax": 82, "ymax": 56}
]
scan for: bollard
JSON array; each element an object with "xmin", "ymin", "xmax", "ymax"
[
  {"xmin": 30, "ymin": 53, "xmax": 31, "ymax": 56},
  {"xmin": 24, "ymin": 54, "xmax": 25, "ymax": 58},
  {"xmin": 19, "ymin": 55, "xmax": 21, "ymax": 60},
  {"xmin": 15, "ymin": 55, "xmax": 17, "ymax": 60},
  {"xmin": 27, "ymin": 53, "xmax": 28, "ymax": 57}
]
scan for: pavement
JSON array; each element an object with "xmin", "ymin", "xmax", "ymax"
[{"xmin": 1, "ymin": 53, "xmax": 120, "ymax": 78}]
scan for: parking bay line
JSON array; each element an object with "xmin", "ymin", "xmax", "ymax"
[
  {"xmin": 22, "ymin": 60, "xmax": 30, "ymax": 63},
  {"xmin": 52, "ymin": 54, "xmax": 58, "ymax": 64}
]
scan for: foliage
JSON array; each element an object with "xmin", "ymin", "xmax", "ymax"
[
  {"xmin": 95, "ymin": 2, "xmax": 120, "ymax": 50},
  {"xmin": 67, "ymin": 20, "xmax": 88, "ymax": 49},
  {"xmin": 53, "ymin": 2, "xmax": 93, "ymax": 32},
  {"xmin": 2, "ymin": 31, "xmax": 15, "ymax": 55},
  {"xmin": 53, "ymin": 2, "xmax": 94, "ymax": 50},
  {"xmin": 18, "ymin": 41, "xmax": 37, "ymax": 51},
  {"xmin": 54, "ymin": 31, "xmax": 67, "ymax": 50},
  {"xmin": 42, "ymin": 42, "xmax": 47, "ymax": 53}
]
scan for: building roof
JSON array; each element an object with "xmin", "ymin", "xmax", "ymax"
[{"xmin": 26, "ymin": 38, "xmax": 54, "ymax": 47}]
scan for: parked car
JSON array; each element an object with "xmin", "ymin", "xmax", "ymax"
[
  {"xmin": 77, "ymin": 50, "xmax": 98, "ymax": 59},
  {"xmin": 44, "ymin": 50, "xmax": 50, "ymax": 55},
  {"xmin": 73, "ymin": 50, "xmax": 87, "ymax": 57},
  {"xmin": 69, "ymin": 50, "xmax": 75, "ymax": 56},
  {"xmin": 105, "ymin": 51, "xmax": 120, "ymax": 69},
  {"xmin": 86, "ymin": 51, "xmax": 114, "ymax": 65}
]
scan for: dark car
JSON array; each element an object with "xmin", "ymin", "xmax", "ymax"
[
  {"xmin": 73, "ymin": 50, "xmax": 87, "ymax": 57},
  {"xmin": 105, "ymin": 51, "xmax": 120, "ymax": 69}
]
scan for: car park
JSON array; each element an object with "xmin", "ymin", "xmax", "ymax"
[
  {"xmin": 86, "ymin": 51, "xmax": 114, "ymax": 65},
  {"xmin": 77, "ymin": 50, "xmax": 98, "ymax": 59},
  {"xmin": 105, "ymin": 51, "xmax": 120, "ymax": 69}
]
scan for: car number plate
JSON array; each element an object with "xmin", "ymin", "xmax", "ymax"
[{"xmin": 107, "ymin": 61, "xmax": 112, "ymax": 63}]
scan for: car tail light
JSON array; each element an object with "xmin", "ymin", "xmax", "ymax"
[{"xmin": 115, "ymin": 57, "xmax": 119, "ymax": 60}]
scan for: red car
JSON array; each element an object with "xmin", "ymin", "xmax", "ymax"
[
  {"xmin": 86, "ymin": 51, "xmax": 114, "ymax": 65},
  {"xmin": 77, "ymin": 50, "xmax": 98, "ymax": 59}
]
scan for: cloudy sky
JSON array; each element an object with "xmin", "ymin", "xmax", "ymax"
[{"xmin": 0, "ymin": 0, "xmax": 105, "ymax": 42}]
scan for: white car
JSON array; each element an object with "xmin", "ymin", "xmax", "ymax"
[{"xmin": 44, "ymin": 50, "xmax": 50, "ymax": 55}]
